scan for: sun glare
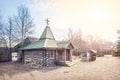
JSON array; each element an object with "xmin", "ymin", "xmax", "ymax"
[{"xmin": 88, "ymin": 8, "xmax": 105, "ymax": 23}]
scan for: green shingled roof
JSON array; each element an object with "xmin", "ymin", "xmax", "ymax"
[
  {"xmin": 22, "ymin": 26, "xmax": 57, "ymax": 50},
  {"xmin": 57, "ymin": 42, "xmax": 69, "ymax": 48},
  {"xmin": 22, "ymin": 25, "xmax": 73, "ymax": 50},
  {"xmin": 40, "ymin": 26, "xmax": 55, "ymax": 40},
  {"xmin": 22, "ymin": 39, "xmax": 58, "ymax": 50}
]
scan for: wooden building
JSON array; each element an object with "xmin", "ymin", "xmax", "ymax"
[
  {"xmin": 81, "ymin": 49, "xmax": 97, "ymax": 61},
  {"xmin": 21, "ymin": 19, "xmax": 74, "ymax": 67},
  {"xmin": 0, "ymin": 38, "xmax": 10, "ymax": 61},
  {"xmin": 14, "ymin": 36, "xmax": 39, "ymax": 61}
]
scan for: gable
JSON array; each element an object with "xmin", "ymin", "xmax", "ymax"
[
  {"xmin": 66, "ymin": 43, "xmax": 74, "ymax": 49},
  {"xmin": 57, "ymin": 41, "xmax": 74, "ymax": 49}
]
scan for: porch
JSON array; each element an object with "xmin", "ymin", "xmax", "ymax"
[
  {"xmin": 42, "ymin": 48, "xmax": 73, "ymax": 66},
  {"xmin": 56, "ymin": 49, "xmax": 72, "ymax": 66}
]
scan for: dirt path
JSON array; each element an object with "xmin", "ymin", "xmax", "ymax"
[{"xmin": 0, "ymin": 55, "xmax": 120, "ymax": 80}]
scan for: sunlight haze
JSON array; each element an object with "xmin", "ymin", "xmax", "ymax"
[{"xmin": 0, "ymin": 0, "xmax": 120, "ymax": 42}]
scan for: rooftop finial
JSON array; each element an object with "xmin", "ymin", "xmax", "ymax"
[{"xmin": 46, "ymin": 18, "xmax": 50, "ymax": 26}]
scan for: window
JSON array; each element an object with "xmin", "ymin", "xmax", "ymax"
[{"xmin": 48, "ymin": 51, "xmax": 54, "ymax": 58}]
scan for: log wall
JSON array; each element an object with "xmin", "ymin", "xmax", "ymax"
[
  {"xmin": 0, "ymin": 47, "xmax": 10, "ymax": 62},
  {"xmin": 24, "ymin": 50, "xmax": 56, "ymax": 67}
]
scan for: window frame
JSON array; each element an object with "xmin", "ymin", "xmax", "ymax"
[{"xmin": 48, "ymin": 50, "xmax": 54, "ymax": 59}]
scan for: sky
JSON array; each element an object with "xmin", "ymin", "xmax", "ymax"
[{"xmin": 0, "ymin": 0, "xmax": 120, "ymax": 42}]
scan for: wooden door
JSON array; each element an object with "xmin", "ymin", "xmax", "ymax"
[{"xmin": 66, "ymin": 49, "xmax": 70, "ymax": 61}]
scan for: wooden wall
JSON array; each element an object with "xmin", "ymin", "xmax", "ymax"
[
  {"xmin": 0, "ymin": 47, "xmax": 10, "ymax": 62},
  {"xmin": 23, "ymin": 48, "xmax": 72, "ymax": 67},
  {"xmin": 23, "ymin": 49, "xmax": 56, "ymax": 67},
  {"xmin": 24, "ymin": 50, "xmax": 43, "ymax": 59}
]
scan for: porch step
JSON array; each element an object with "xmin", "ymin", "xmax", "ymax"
[
  {"xmin": 65, "ymin": 60, "xmax": 80, "ymax": 67},
  {"xmin": 65, "ymin": 62, "xmax": 75, "ymax": 67}
]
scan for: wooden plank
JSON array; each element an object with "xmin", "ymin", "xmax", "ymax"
[{"xmin": 64, "ymin": 49, "xmax": 66, "ymax": 62}]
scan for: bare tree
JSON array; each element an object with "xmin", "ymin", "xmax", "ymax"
[
  {"xmin": 67, "ymin": 27, "xmax": 73, "ymax": 41},
  {"xmin": 64, "ymin": 27, "xmax": 87, "ymax": 56},
  {"xmin": 73, "ymin": 28, "xmax": 82, "ymax": 47},
  {"xmin": 0, "ymin": 16, "xmax": 7, "ymax": 45},
  {"xmin": 14, "ymin": 5, "xmax": 34, "ymax": 47},
  {"xmin": 6, "ymin": 17, "xmax": 14, "ymax": 60},
  {"xmin": 7, "ymin": 18, "xmax": 12, "ymax": 49},
  {"xmin": 0, "ymin": 17, "xmax": 17, "ymax": 60},
  {"xmin": 0, "ymin": 16, "xmax": 4, "ymax": 38},
  {"xmin": 0, "ymin": 17, "xmax": 11, "ymax": 60}
]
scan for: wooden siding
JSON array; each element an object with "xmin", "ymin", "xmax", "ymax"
[
  {"xmin": 0, "ymin": 47, "xmax": 10, "ymax": 62},
  {"xmin": 57, "ymin": 50, "xmax": 64, "ymax": 62},
  {"xmin": 66, "ymin": 49, "xmax": 71, "ymax": 61},
  {"xmin": 23, "ymin": 49, "xmax": 56, "ymax": 67},
  {"xmin": 24, "ymin": 50, "xmax": 43, "ymax": 59},
  {"xmin": 22, "ymin": 48, "xmax": 73, "ymax": 67}
]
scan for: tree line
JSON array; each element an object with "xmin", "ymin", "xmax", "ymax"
[
  {"xmin": 64, "ymin": 27, "xmax": 114, "ymax": 56},
  {"xmin": 0, "ymin": 5, "xmax": 34, "ymax": 54}
]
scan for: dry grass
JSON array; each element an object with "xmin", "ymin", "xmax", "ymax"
[{"xmin": 0, "ymin": 55, "xmax": 120, "ymax": 80}]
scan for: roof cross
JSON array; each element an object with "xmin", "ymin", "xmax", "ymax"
[{"xmin": 46, "ymin": 18, "xmax": 50, "ymax": 26}]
